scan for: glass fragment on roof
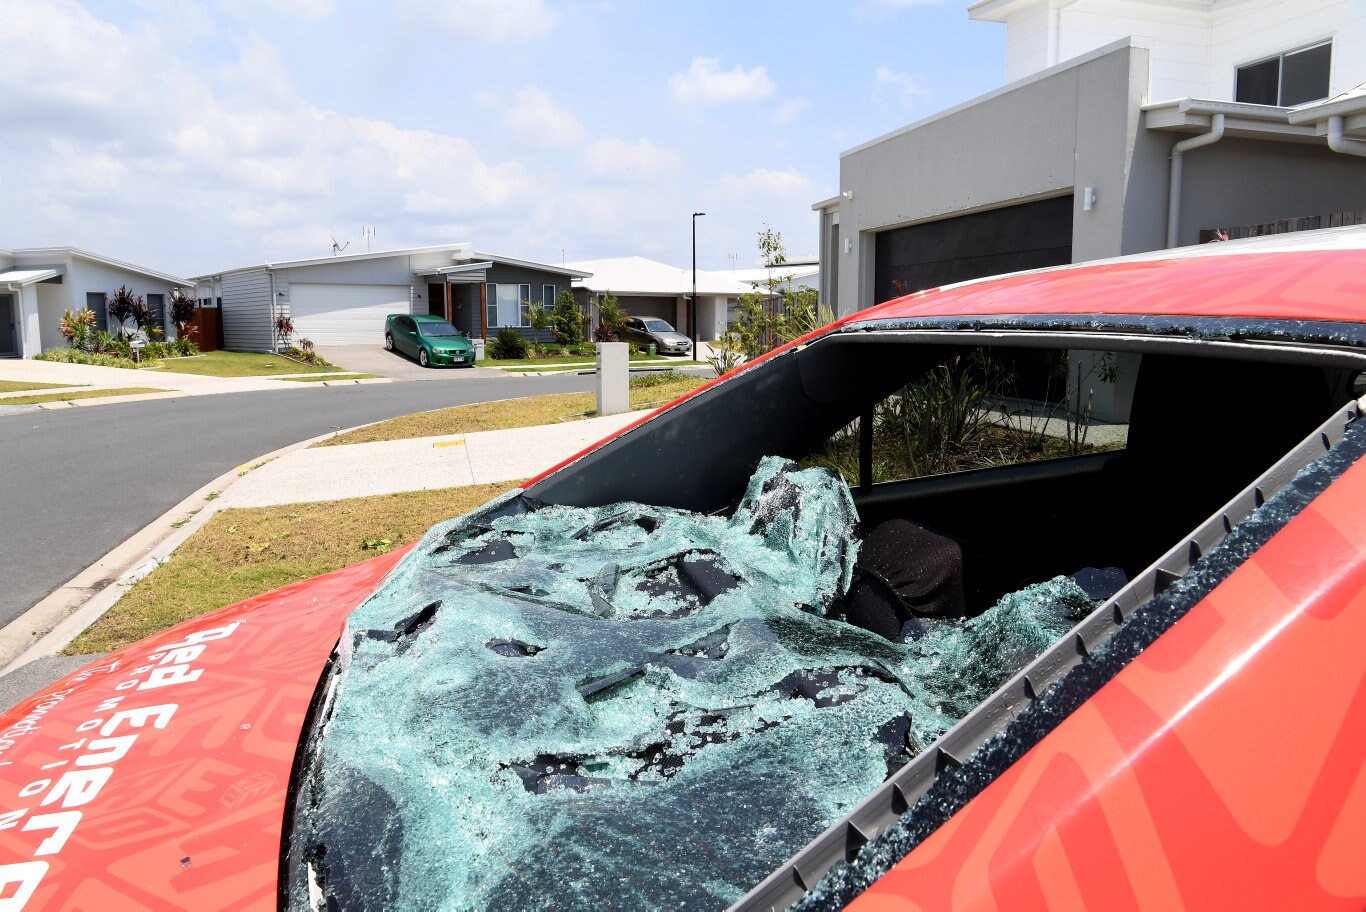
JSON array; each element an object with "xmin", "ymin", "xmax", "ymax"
[{"xmin": 288, "ymin": 457, "xmax": 1095, "ymax": 910}]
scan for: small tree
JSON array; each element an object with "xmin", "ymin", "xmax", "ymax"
[
  {"xmin": 275, "ymin": 313, "xmax": 295, "ymax": 350},
  {"xmin": 60, "ymin": 308, "xmax": 97, "ymax": 351},
  {"xmin": 105, "ymin": 286, "xmax": 142, "ymax": 340},
  {"xmin": 169, "ymin": 289, "xmax": 197, "ymax": 340},
  {"xmin": 526, "ymin": 301, "xmax": 552, "ymax": 355},
  {"xmin": 593, "ymin": 292, "xmax": 626, "ymax": 342},
  {"xmin": 550, "ymin": 290, "xmax": 583, "ymax": 347},
  {"xmin": 133, "ymin": 298, "xmax": 162, "ymax": 339}
]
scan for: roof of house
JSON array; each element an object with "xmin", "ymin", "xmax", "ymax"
[
  {"xmin": 727, "ymin": 261, "xmax": 820, "ymax": 288},
  {"xmin": 2, "ymin": 247, "xmax": 190, "ymax": 286},
  {"xmin": 0, "ymin": 268, "xmax": 63, "ymax": 287},
  {"xmin": 194, "ymin": 243, "xmax": 588, "ymax": 280},
  {"xmin": 565, "ymin": 256, "xmax": 755, "ymax": 296}
]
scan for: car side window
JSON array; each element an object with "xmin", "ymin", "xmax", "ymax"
[{"xmin": 803, "ymin": 346, "xmax": 1132, "ymax": 487}]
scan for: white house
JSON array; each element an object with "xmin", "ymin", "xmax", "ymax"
[
  {"xmin": 192, "ymin": 243, "xmax": 590, "ymax": 351},
  {"xmin": 567, "ymin": 256, "xmax": 757, "ymax": 342},
  {"xmin": 817, "ymin": 0, "xmax": 1366, "ymax": 316},
  {"xmin": 0, "ymin": 247, "xmax": 191, "ymax": 359},
  {"xmin": 727, "ymin": 258, "xmax": 821, "ymax": 295}
]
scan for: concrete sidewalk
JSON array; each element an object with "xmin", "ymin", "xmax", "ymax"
[
  {"xmin": 0, "ymin": 357, "xmax": 388, "ymax": 403},
  {"xmin": 221, "ymin": 411, "xmax": 643, "ymax": 507}
]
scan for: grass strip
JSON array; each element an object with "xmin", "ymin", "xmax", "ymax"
[
  {"xmin": 314, "ymin": 374, "xmax": 707, "ymax": 448},
  {"xmin": 1, "ymin": 387, "xmax": 168, "ymax": 405},
  {"xmin": 282, "ymin": 374, "xmax": 383, "ymax": 382},
  {"xmin": 141, "ymin": 350, "xmax": 341, "ymax": 377},
  {"xmin": 65, "ymin": 482, "xmax": 518, "ymax": 654},
  {"xmin": 475, "ymin": 353, "xmax": 672, "ymax": 367},
  {"xmin": 0, "ymin": 380, "xmax": 83, "ymax": 394}
]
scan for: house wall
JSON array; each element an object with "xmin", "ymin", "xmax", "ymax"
[
  {"xmin": 997, "ymin": 0, "xmax": 1366, "ymax": 103},
  {"xmin": 1173, "ymin": 137, "xmax": 1366, "ymax": 246},
  {"xmin": 483, "ymin": 264, "xmax": 573, "ymax": 342},
  {"xmin": 835, "ymin": 43, "xmax": 1149, "ymax": 314},
  {"xmin": 36, "ymin": 285, "xmax": 69, "ymax": 352},
  {"xmin": 221, "ymin": 267, "xmax": 276, "ymax": 352}
]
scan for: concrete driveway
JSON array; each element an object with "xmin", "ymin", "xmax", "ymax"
[{"xmin": 317, "ymin": 344, "xmax": 505, "ymax": 381}]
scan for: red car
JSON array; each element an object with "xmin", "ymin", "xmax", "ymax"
[{"xmin": 1, "ymin": 228, "xmax": 1364, "ymax": 910}]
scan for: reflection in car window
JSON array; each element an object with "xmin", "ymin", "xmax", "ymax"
[
  {"xmin": 803, "ymin": 346, "xmax": 1132, "ymax": 487},
  {"xmin": 643, "ymin": 319, "xmax": 675, "ymax": 333},
  {"xmin": 420, "ymin": 321, "xmax": 460, "ymax": 337}
]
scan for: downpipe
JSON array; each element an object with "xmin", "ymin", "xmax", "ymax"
[
  {"xmin": 1166, "ymin": 113, "xmax": 1225, "ymax": 248},
  {"xmin": 1327, "ymin": 114, "xmax": 1366, "ymax": 159}
]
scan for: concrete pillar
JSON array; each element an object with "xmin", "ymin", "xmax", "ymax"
[
  {"xmin": 17, "ymin": 285, "xmax": 41, "ymax": 358},
  {"xmin": 596, "ymin": 342, "xmax": 629, "ymax": 416}
]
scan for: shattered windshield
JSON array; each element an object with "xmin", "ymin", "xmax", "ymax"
[{"xmin": 287, "ymin": 457, "xmax": 1094, "ymax": 910}]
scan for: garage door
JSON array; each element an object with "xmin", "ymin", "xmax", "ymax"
[
  {"xmin": 289, "ymin": 284, "xmax": 412, "ymax": 345},
  {"xmin": 874, "ymin": 194, "xmax": 1073, "ymax": 305}
]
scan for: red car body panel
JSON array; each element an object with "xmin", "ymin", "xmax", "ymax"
[
  {"xmin": 0, "ymin": 548, "xmax": 407, "ymax": 911},
  {"xmin": 848, "ymin": 453, "xmax": 1366, "ymax": 911},
  {"xmin": 863, "ymin": 248, "xmax": 1366, "ymax": 324}
]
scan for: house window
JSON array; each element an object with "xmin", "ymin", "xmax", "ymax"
[
  {"xmin": 1235, "ymin": 41, "xmax": 1331, "ymax": 106},
  {"xmin": 87, "ymin": 292, "xmax": 108, "ymax": 332},
  {"xmin": 488, "ymin": 283, "xmax": 526, "ymax": 328},
  {"xmin": 543, "ymin": 284, "xmax": 557, "ymax": 309},
  {"xmin": 145, "ymin": 293, "xmax": 165, "ymax": 336},
  {"xmin": 517, "ymin": 283, "xmax": 532, "ymax": 327}
]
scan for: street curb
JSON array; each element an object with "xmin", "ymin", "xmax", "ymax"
[{"xmin": 0, "ymin": 420, "xmax": 381, "ymax": 675}]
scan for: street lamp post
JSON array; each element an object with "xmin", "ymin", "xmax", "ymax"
[{"xmin": 691, "ymin": 211, "xmax": 705, "ymax": 355}]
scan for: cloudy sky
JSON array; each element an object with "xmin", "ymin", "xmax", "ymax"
[{"xmin": 1, "ymin": 0, "xmax": 1003, "ymax": 277}]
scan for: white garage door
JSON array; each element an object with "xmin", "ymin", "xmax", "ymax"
[{"xmin": 289, "ymin": 283, "xmax": 412, "ymax": 345}]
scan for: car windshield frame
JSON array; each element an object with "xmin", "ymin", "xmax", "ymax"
[
  {"xmin": 419, "ymin": 321, "xmax": 462, "ymax": 337},
  {"xmin": 643, "ymin": 319, "xmax": 675, "ymax": 333}
]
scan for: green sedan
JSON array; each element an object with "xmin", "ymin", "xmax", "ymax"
[{"xmin": 385, "ymin": 313, "xmax": 476, "ymax": 368}]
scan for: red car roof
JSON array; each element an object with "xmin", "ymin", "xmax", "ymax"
[{"xmin": 851, "ymin": 248, "xmax": 1366, "ymax": 325}]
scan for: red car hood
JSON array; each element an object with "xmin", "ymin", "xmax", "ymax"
[{"xmin": 0, "ymin": 548, "xmax": 408, "ymax": 911}]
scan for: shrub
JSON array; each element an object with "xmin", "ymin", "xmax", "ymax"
[
  {"xmin": 106, "ymin": 286, "xmax": 142, "ymax": 340},
  {"xmin": 169, "ymin": 290, "xmax": 196, "ymax": 340},
  {"xmin": 35, "ymin": 349, "xmax": 140, "ymax": 369},
  {"xmin": 572, "ymin": 342, "xmax": 594, "ymax": 358},
  {"xmin": 593, "ymin": 292, "xmax": 625, "ymax": 341},
  {"xmin": 172, "ymin": 337, "xmax": 200, "ymax": 357},
  {"xmin": 489, "ymin": 327, "xmax": 529, "ymax": 360},
  {"xmin": 275, "ymin": 313, "xmax": 295, "ymax": 349},
  {"xmin": 282, "ymin": 345, "xmax": 332, "ymax": 367},
  {"xmin": 142, "ymin": 341, "xmax": 170, "ymax": 360},
  {"xmin": 549, "ymin": 291, "xmax": 583, "ymax": 347},
  {"xmin": 526, "ymin": 303, "xmax": 551, "ymax": 355},
  {"xmin": 60, "ymin": 308, "xmax": 97, "ymax": 351}
]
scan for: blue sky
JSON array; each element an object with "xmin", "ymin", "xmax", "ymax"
[{"xmin": 2, "ymin": 0, "xmax": 1004, "ymax": 276}]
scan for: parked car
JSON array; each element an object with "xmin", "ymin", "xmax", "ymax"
[
  {"xmin": 2, "ymin": 228, "xmax": 1365, "ymax": 911},
  {"xmin": 384, "ymin": 313, "xmax": 475, "ymax": 367},
  {"xmin": 618, "ymin": 315, "xmax": 692, "ymax": 355}
]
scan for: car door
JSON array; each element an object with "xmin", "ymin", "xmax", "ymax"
[{"xmin": 398, "ymin": 317, "xmax": 419, "ymax": 356}]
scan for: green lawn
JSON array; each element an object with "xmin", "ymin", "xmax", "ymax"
[
  {"xmin": 64, "ymin": 482, "xmax": 517, "ymax": 654},
  {"xmin": 0, "ymin": 380, "xmax": 83, "ymax": 393},
  {"xmin": 142, "ymin": 350, "xmax": 342, "ymax": 377},
  {"xmin": 0, "ymin": 387, "xmax": 168, "ymax": 405}
]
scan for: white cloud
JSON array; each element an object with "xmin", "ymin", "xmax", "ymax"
[
  {"xmin": 874, "ymin": 66, "xmax": 929, "ymax": 110},
  {"xmin": 670, "ymin": 58, "xmax": 775, "ymax": 105},
  {"xmin": 503, "ymin": 86, "xmax": 585, "ymax": 146},
  {"xmin": 219, "ymin": 0, "xmax": 335, "ymax": 22},
  {"xmin": 768, "ymin": 98, "xmax": 809, "ymax": 125},
  {"xmin": 0, "ymin": 1, "xmax": 533, "ymax": 273},
  {"xmin": 719, "ymin": 167, "xmax": 816, "ymax": 198},
  {"xmin": 397, "ymin": 0, "xmax": 558, "ymax": 43},
  {"xmin": 581, "ymin": 138, "xmax": 680, "ymax": 181}
]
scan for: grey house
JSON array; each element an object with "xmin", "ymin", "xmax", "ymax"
[
  {"xmin": 192, "ymin": 244, "xmax": 590, "ymax": 352},
  {"xmin": 816, "ymin": 0, "xmax": 1366, "ymax": 316}
]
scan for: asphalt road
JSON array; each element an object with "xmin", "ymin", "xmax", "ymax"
[{"xmin": 0, "ymin": 374, "xmax": 597, "ymax": 629}]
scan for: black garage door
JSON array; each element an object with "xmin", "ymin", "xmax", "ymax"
[{"xmin": 874, "ymin": 194, "xmax": 1073, "ymax": 303}]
